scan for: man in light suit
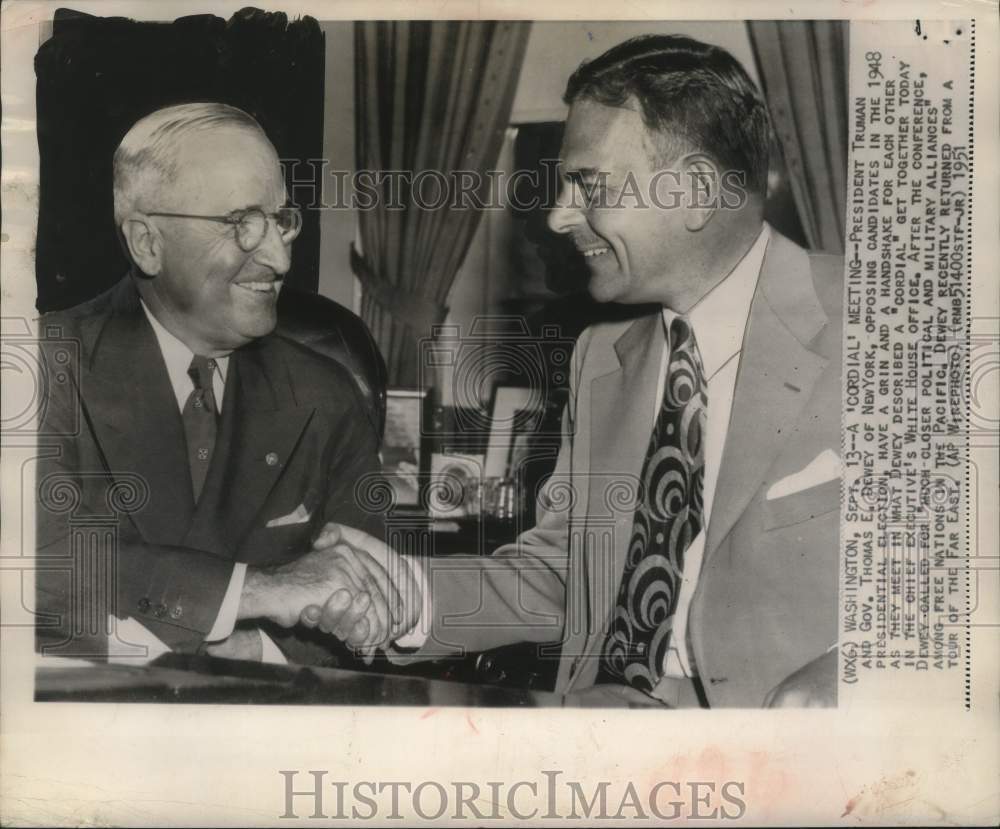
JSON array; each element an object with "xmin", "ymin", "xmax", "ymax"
[
  {"xmin": 310, "ymin": 35, "xmax": 842, "ymax": 707},
  {"xmin": 36, "ymin": 103, "xmax": 418, "ymax": 665}
]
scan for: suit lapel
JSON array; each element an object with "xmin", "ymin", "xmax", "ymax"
[
  {"xmin": 79, "ymin": 279, "xmax": 315, "ymax": 556},
  {"xmin": 704, "ymin": 232, "xmax": 829, "ymax": 558},
  {"xmin": 80, "ymin": 280, "xmax": 195, "ymax": 543},
  {"xmin": 584, "ymin": 314, "xmax": 664, "ymax": 661},
  {"xmin": 187, "ymin": 338, "xmax": 314, "ymax": 555}
]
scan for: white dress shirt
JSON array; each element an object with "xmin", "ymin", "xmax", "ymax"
[{"xmin": 108, "ymin": 302, "xmax": 284, "ymax": 664}]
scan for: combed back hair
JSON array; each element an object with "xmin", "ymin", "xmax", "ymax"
[
  {"xmin": 564, "ymin": 35, "xmax": 770, "ymax": 194},
  {"xmin": 113, "ymin": 102, "xmax": 271, "ymax": 224}
]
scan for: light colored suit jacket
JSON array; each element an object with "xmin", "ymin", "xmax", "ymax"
[{"xmin": 414, "ymin": 230, "xmax": 843, "ymax": 707}]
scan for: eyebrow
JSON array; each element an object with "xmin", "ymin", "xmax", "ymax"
[{"xmin": 230, "ymin": 201, "xmax": 288, "ymax": 214}]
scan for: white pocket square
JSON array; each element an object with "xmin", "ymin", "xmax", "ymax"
[
  {"xmin": 266, "ymin": 504, "xmax": 312, "ymax": 528},
  {"xmin": 766, "ymin": 449, "xmax": 841, "ymax": 500}
]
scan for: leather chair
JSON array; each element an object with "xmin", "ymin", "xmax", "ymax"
[{"xmin": 275, "ymin": 285, "xmax": 387, "ymax": 441}]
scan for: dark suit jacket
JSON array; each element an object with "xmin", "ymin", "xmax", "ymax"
[
  {"xmin": 403, "ymin": 229, "xmax": 843, "ymax": 706},
  {"xmin": 35, "ymin": 277, "xmax": 383, "ymax": 663}
]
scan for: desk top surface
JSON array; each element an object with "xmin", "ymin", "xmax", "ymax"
[{"xmin": 35, "ymin": 653, "xmax": 561, "ymax": 707}]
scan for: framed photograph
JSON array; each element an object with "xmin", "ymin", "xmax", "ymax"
[
  {"xmin": 507, "ymin": 406, "xmax": 541, "ymax": 478},
  {"xmin": 382, "ymin": 388, "xmax": 429, "ymax": 509},
  {"xmin": 427, "ymin": 452, "xmax": 485, "ymax": 518},
  {"xmin": 483, "ymin": 386, "xmax": 544, "ymax": 478}
]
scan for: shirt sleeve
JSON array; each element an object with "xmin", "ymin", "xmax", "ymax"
[
  {"xmin": 204, "ymin": 562, "xmax": 248, "ymax": 642},
  {"xmin": 390, "ymin": 554, "xmax": 431, "ymax": 650}
]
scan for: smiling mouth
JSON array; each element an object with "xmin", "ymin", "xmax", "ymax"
[
  {"xmin": 234, "ymin": 279, "xmax": 282, "ymax": 295},
  {"xmin": 579, "ymin": 247, "xmax": 610, "ymax": 259}
]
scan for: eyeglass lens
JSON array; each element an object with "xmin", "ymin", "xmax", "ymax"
[{"xmin": 236, "ymin": 208, "xmax": 300, "ymax": 251}]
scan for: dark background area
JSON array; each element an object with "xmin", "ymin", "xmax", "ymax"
[{"xmin": 33, "ymin": 6, "xmax": 325, "ymax": 312}]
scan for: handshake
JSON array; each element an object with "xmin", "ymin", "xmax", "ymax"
[{"xmin": 238, "ymin": 523, "xmax": 423, "ymax": 657}]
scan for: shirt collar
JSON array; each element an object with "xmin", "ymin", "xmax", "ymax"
[
  {"xmin": 139, "ymin": 300, "xmax": 229, "ymax": 404},
  {"xmin": 661, "ymin": 224, "xmax": 770, "ymax": 379}
]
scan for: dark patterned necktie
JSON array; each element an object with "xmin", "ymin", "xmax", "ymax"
[
  {"xmin": 598, "ymin": 315, "xmax": 707, "ymax": 691},
  {"xmin": 182, "ymin": 355, "xmax": 218, "ymax": 502}
]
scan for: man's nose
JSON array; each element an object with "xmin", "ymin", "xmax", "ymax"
[
  {"xmin": 547, "ymin": 181, "xmax": 585, "ymax": 236},
  {"xmin": 253, "ymin": 217, "xmax": 292, "ymax": 275}
]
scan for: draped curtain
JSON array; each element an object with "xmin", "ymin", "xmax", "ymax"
[
  {"xmin": 748, "ymin": 20, "xmax": 849, "ymax": 254},
  {"xmin": 353, "ymin": 21, "xmax": 531, "ymax": 386}
]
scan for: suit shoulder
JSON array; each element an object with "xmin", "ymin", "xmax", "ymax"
[
  {"xmin": 265, "ymin": 332, "xmax": 357, "ymax": 379},
  {"xmin": 808, "ymin": 251, "xmax": 845, "ymax": 325},
  {"xmin": 38, "ymin": 284, "xmax": 117, "ymax": 335},
  {"xmin": 263, "ymin": 333, "xmax": 368, "ymax": 404}
]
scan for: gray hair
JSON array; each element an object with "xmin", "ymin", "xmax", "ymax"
[{"xmin": 112, "ymin": 102, "xmax": 272, "ymax": 224}]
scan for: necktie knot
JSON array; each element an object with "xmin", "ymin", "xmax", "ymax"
[
  {"xmin": 669, "ymin": 314, "xmax": 692, "ymax": 348},
  {"xmin": 187, "ymin": 356, "xmax": 216, "ymax": 392}
]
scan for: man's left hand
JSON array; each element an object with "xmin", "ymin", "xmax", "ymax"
[
  {"xmin": 764, "ymin": 648, "xmax": 837, "ymax": 708},
  {"xmin": 303, "ymin": 522, "xmax": 423, "ymax": 643}
]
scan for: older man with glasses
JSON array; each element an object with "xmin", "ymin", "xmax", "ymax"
[{"xmin": 35, "ymin": 102, "xmax": 419, "ymax": 667}]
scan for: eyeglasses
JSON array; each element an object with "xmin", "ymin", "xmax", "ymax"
[{"xmin": 146, "ymin": 206, "xmax": 302, "ymax": 252}]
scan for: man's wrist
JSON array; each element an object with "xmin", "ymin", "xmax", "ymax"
[
  {"xmin": 239, "ymin": 564, "xmax": 277, "ymax": 623},
  {"xmin": 393, "ymin": 553, "xmax": 430, "ymax": 648}
]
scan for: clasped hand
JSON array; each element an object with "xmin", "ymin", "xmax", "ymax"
[{"xmin": 249, "ymin": 523, "xmax": 421, "ymax": 657}]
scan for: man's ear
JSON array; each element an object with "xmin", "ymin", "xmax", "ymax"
[
  {"xmin": 119, "ymin": 214, "xmax": 163, "ymax": 277},
  {"xmin": 681, "ymin": 153, "xmax": 722, "ymax": 232}
]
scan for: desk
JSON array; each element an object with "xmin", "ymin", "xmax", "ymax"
[{"xmin": 35, "ymin": 653, "xmax": 561, "ymax": 707}]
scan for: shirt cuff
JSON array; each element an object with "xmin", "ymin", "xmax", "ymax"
[
  {"xmin": 204, "ymin": 562, "xmax": 247, "ymax": 642},
  {"xmin": 258, "ymin": 629, "xmax": 288, "ymax": 665},
  {"xmin": 392, "ymin": 554, "xmax": 431, "ymax": 650}
]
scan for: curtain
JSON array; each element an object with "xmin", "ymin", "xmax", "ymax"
[
  {"xmin": 748, "ymin": 20, "xmax": 849, "ymax": 254},
  {"xmin": 353, "ymin": 21, "xmax": 531, "ymax": 386}
]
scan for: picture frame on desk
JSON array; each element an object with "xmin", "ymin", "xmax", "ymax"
[
  {"xmin": 427, "ymin": 452, "xmax": 485, "ymax": 519},
  {"xmin": 507, "ymin": 407, "xmax": 539, "ymax": 479},
  {"xmin": 382, "ymin": 387, "xmax": 431, "ymax": 510},
  {"xmin": 483, "ymin": 386, "xmax": 544, "ymax": 479}
]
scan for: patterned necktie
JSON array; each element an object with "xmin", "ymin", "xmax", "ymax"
[
  {"xmin": 598, "ymin": 315, "xmax": 707, "ymax": 691},
  {"xmin": 182, "ymin": 355, "xmax": 218, "ymax": 502}
]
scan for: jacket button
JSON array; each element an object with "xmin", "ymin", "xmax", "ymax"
[
  {"xmin": 170, "ymin": 605, "xmax": 183, "ymax": 619},
  {"xmin": 153, "ymin": 603, "xmax": 167, "ymax": 618},
  {"xmin": 137, "ymin": 597, "xmax": 150, "ymax": 612}
]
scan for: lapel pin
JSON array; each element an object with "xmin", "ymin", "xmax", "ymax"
[{"xmin": 265, "ymin": 452, "xmax": 279, "ymax": 466}]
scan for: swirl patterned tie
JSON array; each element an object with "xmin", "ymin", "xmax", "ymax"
[{"xmin": 598, "ymin": 315, "xmax": 707, "ymax": 691}]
